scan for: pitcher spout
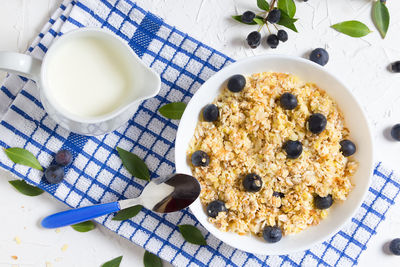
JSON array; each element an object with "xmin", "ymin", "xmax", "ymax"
[{"xmin": 135, "ymin": 67, "xmax": 161, "ymax": 101}]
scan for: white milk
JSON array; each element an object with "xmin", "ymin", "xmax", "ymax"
[{"xmin": 45, "ymin": 35, "xmax": 135, "ymax": 118}]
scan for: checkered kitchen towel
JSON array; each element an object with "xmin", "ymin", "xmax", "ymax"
[{"xmin": 0, "ymin": 0, "xmax": 399, "ymax": 266}]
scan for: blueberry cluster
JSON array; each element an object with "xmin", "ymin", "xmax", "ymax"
[
  {"xmin": 242, "ymin": 9, "xmax": 288, "ymax": 49},
  {"xmin": 279, "ymin": 91, "xmax": 357, "ymax": 210},
  {"xmin": 44, "ymin": 150, "xmax": 73, "ymax": 184}
]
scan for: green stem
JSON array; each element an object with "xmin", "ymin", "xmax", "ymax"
[
  {"xmin": 262, "ymin": 0, "xmax": 278, "ymax": 32},
  {"xmin": 270, "ymin": 0, "xmax": 277, "ymax": 11},
  {"xmin": 265, "ymin": 23, "xmax": 271, "ymax": 34}
]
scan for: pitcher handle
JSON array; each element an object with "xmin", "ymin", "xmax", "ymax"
[{"xmin": 0, "ymin": 52, "xmax": 42, "ymax": 81}]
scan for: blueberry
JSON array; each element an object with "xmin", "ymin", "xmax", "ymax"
[
  {"xmin": 273, "ymin": 192, "xmax": 285, "ymax": 198},
  {"xmin": 389, "ymin": 238, "xmax": 400, "ymax": 255},
  {"xmin": 191, "ymin": 150, "xmax": 210, "ymax": 167},
  {"xmin": 207, "ymin": 200, "xmax": 227, "ymax": 218},
  {"xmin": 391, "ymin": 124, "xmax": 400, "ymax": 141},
  {"xmin": 267, "ymin": 34, "xmax": 279, "ymax": 49},
  {"xmin": 45, "ymin": 165, "xmax": 64, "ymax": 184},
  {"xmin": 263, "ymin": 226, "xmax": 282, "ymax": 243},
  {"xmin": 55, "ymin": 150, "xmax": 72, "ymax": 166},
  {"xmin": 280, "ymin": 93, "xmax": 298, "ymax": 110},
  {"xmin": 392, "ymin": 61, "xmax": 400, "ymax": 73},
  {"xmin": 227, "ymin": 74, "xmax": 246, "ymax": 93},
  {"xmin": 314, "ymin": 194, "xmax": 333, "ymax": 209},
  {"xmin": 243, "ymin": 173, "xmax": 263, "ymax": 192},
  {"xmin": 307, "ymin": 113, "xmax": 327, "ymax": 134},
  {"xmin": 267, "ymin": 9, "xmax": 281, "ymax": 24},
  {"xmin": 247, "ymin": 31, "xmax": 261, "ymax": 49},
  {"xmin": 241, "ymin": 11, "xmax": 256, "ymax": 24},
  {"xmin": 340, "ymin": 140, "xmax": 356, "ymax": 157},
  {"xmin": 203, "ymin": 104, "xmax": 219, "ymax": 122},
  {"xmin": 380, "ymin": 0, "xmax": 386, "ymax": 3},
  {"xmin": 283, "ymin": 140, "xmax": 303, "ymax": 159},
  {"xmin": 310, "ymin": 48, "xmax": 329, "ymax": 66},
  {"xmin": 277, "ymin": 30, "xmax": 288, "ymax": 42}
]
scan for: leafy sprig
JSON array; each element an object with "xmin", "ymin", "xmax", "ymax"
[
  {"xmin": 232, "ymin": 0, "xmax": 298, "ymax": 33},
  {"xmin": 233, "ymin": 0, "xmax": 391, "ymax": 40}
]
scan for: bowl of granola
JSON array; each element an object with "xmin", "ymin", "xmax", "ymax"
[{"xmin": 175, "ymin": 55, "xmax": 374, "ymax": 255}]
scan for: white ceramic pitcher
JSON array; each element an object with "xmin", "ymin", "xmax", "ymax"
[{"xmin": 0, "ymin": 28, "xmax": 161, "ymax": 136}]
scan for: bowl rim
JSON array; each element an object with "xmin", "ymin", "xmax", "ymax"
[{"xmin": 175, "ymin": 54, "xmax": 374, "ymax": 255}]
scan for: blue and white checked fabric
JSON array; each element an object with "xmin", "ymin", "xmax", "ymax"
[{"xmin": 0, "ymin": 1, "xmax": 399, "ymax": 266}]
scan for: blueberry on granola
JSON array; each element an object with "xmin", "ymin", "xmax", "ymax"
[
  {"xmin": 203, "ymin": 104, "xmax": 219, "ymax": 122},
  {"xmin": 273, "ymin": 192, "xmax": 285, "ymax": 198},
  {"xmin": 307, "ymin": 113, "xmax": 327, "ymax": 134},
  {"xmin": 227, "ymin": 74, "xmax": 246, "ymax": 92},
  {"xmin": 243, "ymin": 173, "xmax": 263, "ymax": 192},
  {"xmin": 314, "ymin": 194, "xmax": 333, "ymax": 209},
  {"xmin": 263, "ymin": 226, "xmax": 282, "ymax": 243},
  {"xmin": 44, "ymin": 165, "xmax": 64, "ymax": 184},
  {"xmin": 191, "ymin": 150, "xmax": 210, "ymax": 167},
  {"xmin": 340, "ymin": 140, "xmax": 356, "ymax": 157},
  {"xmin": 283, "ymin": 140, "xmax": 303, "ymax": 159},
  {"xmin": 280, "ymin": 93, "xmax": 298, "ymax": 110},
  {"xmin": 207, "ymin": 200, "xmax": 227, "ymax": 218}
]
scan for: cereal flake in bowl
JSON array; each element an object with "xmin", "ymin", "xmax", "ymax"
[
  {"xmin": 175, "ymin": 55, "xmax": 373, "ymax": 255},
  {"xmin": 188, "ymin": 71, "xmax": 358, "ymax": 238}
]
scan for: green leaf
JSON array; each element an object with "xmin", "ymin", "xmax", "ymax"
[
  {"xmin": 112, "ymin": 205, "xmax": 143, "ymax": 221},
  {"xmin": 331, "ymin": 20, "xmax": 372, "ymax": 38},
  {"xmin": 372, "ymin": 1, "xmax": 389, "ymax": 39},
  {"xmin": 4, "ymin": 147, "xmax": 43, "ymax": 171},
  {"xmin": 278, "ymin": 0, "xmax": 296, "ymax": 18},
  {"xmin": 9, "ymin": 180, "xmax": 44, "ymax": 196},
  {"xmin": 71, "ymin": 221, "xmax": 96, "ymax": 232},
  {"xmin": 158, "ymin": 102, "xmax": 187, "ymax": 120},
  {"xmin": 116, "ymin": 147, "xmax": 150, "ymax": 181},
  {"xmin": 101, "ymin": 256, "xmax": 123, "ymax": 267},
  {"xmin": 143, "ymin": 251, "xmax": 162, "ymax": 267},
  {"xmin": 257, "ymin": 0, "xmax": 270, "ymax": 11},
  {"xmin": 178, "ymin": 224, "xmax": 207, "ymax": 246},
  {"xmin": 232, "ymin": 15, "xmax": 257, "ymax": 25},
  {"xmin": 277, "ymin": 11, "xmax": 298, "ymax": 32},
  {"xmin": 253, "ymin": 17, "xmax": 265, "ymax": 26}
]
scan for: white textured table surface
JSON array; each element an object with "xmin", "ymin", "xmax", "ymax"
[{"xmin": 1, "ymin": 0, "xmax": 400, "ymax": 266}]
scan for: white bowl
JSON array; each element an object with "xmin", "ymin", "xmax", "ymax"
[{"xmin": 175, "ymin": 55, "xmax": 374, "ymax": 255}]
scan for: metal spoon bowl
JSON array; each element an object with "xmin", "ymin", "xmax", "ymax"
[{"xmin": 41, "ymin": 173, "xmax": 200, "ymax": 229}]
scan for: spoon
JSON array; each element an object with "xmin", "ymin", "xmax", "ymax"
[{"xmin": 41, "ymin": 174, "xmax": 200, "ymax": 229}]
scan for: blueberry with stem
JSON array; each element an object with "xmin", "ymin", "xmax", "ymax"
[
  {"xmin": 241, "ymin": 11, "xmax": 255, "ymax": 24},
  {"xmin": 277, "ymin": 30, "xmax": 288, "ymax": 42},
  {"xmin": 267, "ymin": 34, "xmax": 279, "ymax": 48},
  {"xmin": 267, "ymin": 9, "xmax": 281, "ymax": 24},
  {"xmin": 247, "ymin": 31, "xmax": 261, "ymax": 49}
]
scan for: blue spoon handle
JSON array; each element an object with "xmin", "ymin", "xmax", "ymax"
[{"xmin": 41, "ymin": 202, "xmax": 120, "ymax": 228}]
